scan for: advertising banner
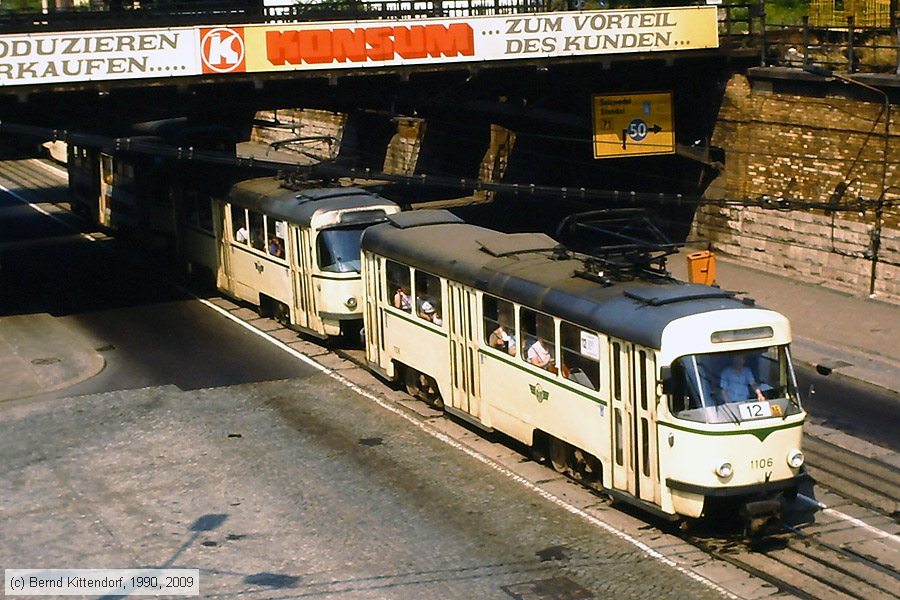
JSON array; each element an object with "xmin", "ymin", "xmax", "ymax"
[
  {"xmin": 0, "ymin": 28, "xmax": 199, "ymax": 86},
  {"xmin": 0, "ymin": 7, "xmax": 718, "ymax": 87},
  {"xmin": 237, "ymin": 6, "xmax": 719, "ymax": 74}
]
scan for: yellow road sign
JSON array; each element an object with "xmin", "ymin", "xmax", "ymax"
[{"xmin": 592, "ymin": 92, "xmax": 674, "ymax": 159}]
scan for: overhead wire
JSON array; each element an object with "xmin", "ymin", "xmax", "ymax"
[{"xmin": 0, "ymin": 120, "xmax": 890, "ymax": 216}]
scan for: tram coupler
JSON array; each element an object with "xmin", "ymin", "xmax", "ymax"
[{"xmin": 739, "ymin": 499, "xmax": 782, "ymax": 538}]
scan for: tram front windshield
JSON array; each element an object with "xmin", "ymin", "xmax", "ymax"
[
  {"xmin": 669, "ymin": 346, "xmax": 802, "ymax": 424},
  {"xmin": 316, "ymin": 225, "xmax": 368, "ymax": 273}
]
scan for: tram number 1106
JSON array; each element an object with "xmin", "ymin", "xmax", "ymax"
[{"xmin": 750, "ymin": 457, "xmax": 774, "ymax": 469}]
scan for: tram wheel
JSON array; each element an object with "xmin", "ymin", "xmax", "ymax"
[
  {"xmin": 420, "ymin": 375, "xmax": 443, "ymax": 410},
  {"xmin": 403, "ymin": 368, "xmax": 444, "ymax": 410},
  {"xmin": 404, "ymin": 368, "xmax": 420, "ymax": 397},
  {"xmin": 549, "ymin": 437, "xmax": 570, "ymax": 474},
  {"xmin": 273, "ymin": 302, "xmax": 290, "ymax": 326}
]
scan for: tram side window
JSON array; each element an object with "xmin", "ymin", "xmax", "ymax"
[
  {"xmin": 560, "ymin": 322, "xmax": 601, "ymax": 391},
  {"xmin": 483, "ymin": 296, "xmax": 517, "ymax": 356},
  {"xmin": 414, "ymin": 270, "xmax": 442, "ymax": 325},
  {"xmin": 249, "ymin": 210, "xmax": 265, "ymax": 251},
  {"xmin": 520, "ymin": 308, "xmax": 556, "ymax": 372},
  {"xmin": 266, "ymin": 216, "xmax": 286, "ymax": 259},
  {"xmin": 185, "ymin": 190, "xmax": 213, "ymax": 234},
  {"xmin": 386, "ymin": 260, "xmax": 411, "ymax": 312},
  {"xmin": 117, "ymin": 162, "xmax": 135, "ymax": 188},
  {"xmin": 231, "ymin": 205, "xmax": 248, "ymax": 244}
]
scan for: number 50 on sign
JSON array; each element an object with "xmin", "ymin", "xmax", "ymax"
[{"xmin": 591, "ymin": 92, "xmax": 674, "ymax": 159}]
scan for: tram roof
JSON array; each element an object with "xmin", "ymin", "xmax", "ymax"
[
  {"xmin": 228, "ymin": 177, "xmax": 398, "ymax": 226},
  {"xmin": 362, "ymin": 211, "xmax": 761, "ymax": 348}
]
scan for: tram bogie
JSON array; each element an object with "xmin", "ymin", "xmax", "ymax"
[{"xmin": 361, "ymin": 210, "xmax": 806, "ymax": 529}]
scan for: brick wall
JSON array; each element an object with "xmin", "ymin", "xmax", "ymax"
[{"xmin": 691, "ymin": 73, "xmax": 899, "ymax": 303}]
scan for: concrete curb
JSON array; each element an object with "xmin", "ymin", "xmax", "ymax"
[{"xmin": 0, "ymin": 314, "xmax": 105, "ymax": 402}]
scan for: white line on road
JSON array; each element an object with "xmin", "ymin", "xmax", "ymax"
[
  {"xmin": 191, "ymin": 294, "xmax": 740, "ymax": 600},
  {"xmin": 0, "ymin": 175, "xmax": 98, "ymax": 244}
]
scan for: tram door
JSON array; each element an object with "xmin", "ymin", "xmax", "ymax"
[
  {"xmin": 632, "ymin": 347, "xmax": 659, "ymax": 505},
  {"xmin": 98, "ymin": 153, "xmax": 114, "ymax": 228},
  {"xmin": 291, "ymin": 228, "xmax": 315, "ymax": 331},
  {"xmin": 447, "ymin": 282, "xmax": 481, "ymax": 420},
  {"xmin": 362, "ymin": 252, "xmax": 382, "ymax": 366},
  {"xmin": 610, "ymin": 340, "xmax": 635, "ymax": 495}
]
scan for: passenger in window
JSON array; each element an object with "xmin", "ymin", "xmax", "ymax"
[
  {"xmin": 393, "ymin": 285, "xmax": 411, "ymax": 311},
  {"xmin": 268, "ymin": 236, "xmax": 284, "ymax": 258},
  {"xmin": 418, "ymin": 298, "xmax": 436, "ymax": 322},
  {"xmin": 720, "ymin": 354, "xmax": 765, "ymax": 403},
  {"xmin": 235, "ymin": 223, "xmax": 249, "ymax": 243},
  {"xmin": 251, "ymin": 228, "xmax": 265, "ymax": 251},
  {"xmin": 488, "ymin": 323, "xmax": 517, "ymax": 356},
  {"xmin": 431, "ymin": 310, "xmax": 443, "ymax": 327},
  {"xmin": 527, "ymin": 337, "xmax": 554, "ymax": 371}
]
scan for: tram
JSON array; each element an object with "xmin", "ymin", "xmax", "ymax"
[
  {"xmin": 219, "ymin": 176, "xmax": 401, "ymax": 338},
  {"xmin": 360, "ymin": 210, "xmax": 806, "ymax": 533},
  {"xmin": 67, "ymin": 141, "xmax": 165, "ymax": 235},
  {"xmin": 67, "ymin": 139, "xmax": 242, "ymax": 254}
]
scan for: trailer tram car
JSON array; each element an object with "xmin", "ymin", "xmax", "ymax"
[
  {"xmin": 361, "ymin": 211, "xmax": 806, "ymax": 533},
  {"xmin": 67, "ymin": 138, "xmax": 195, "ymax": 248},
  {"xmin": 219, "ymin": 177, "xmax": 401, "ymax": 338}
]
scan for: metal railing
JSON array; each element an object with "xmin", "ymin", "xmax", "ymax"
[
  {"xmin": 764, "ymin": 15, "xmax": 900, "ymax": 74},
  {"xmin": 0, "ymin": 0, "xmax": 554, "ymax": 32},
  {"xmin": 0, "ymin": 0, "xmax": 757, "ymax": 34}
]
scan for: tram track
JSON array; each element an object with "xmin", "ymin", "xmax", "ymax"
[
  {"xmin": 329, "ymin": 326, "xmax": 900, "ymax": 600},
  {"xmin": 687, "ymin": 525, "xmax": 900, "ymax": 600},
  {"xmin": 801, "ymin": 435, "xmax": 900, "ymax": 517}
]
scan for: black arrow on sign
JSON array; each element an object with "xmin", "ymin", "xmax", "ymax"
[{"xmin": 650, "ymin": 124, "xmax": 663, "ymax": 134}]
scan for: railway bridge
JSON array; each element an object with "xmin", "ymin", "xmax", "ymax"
[{"xmin": 0, "ymin": 1, "xmax": 898, "ymax": 301}]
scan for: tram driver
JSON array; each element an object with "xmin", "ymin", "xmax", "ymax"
[{"xmin": 720, "ymin": 354, "xmax": 766, "ymax": 403}]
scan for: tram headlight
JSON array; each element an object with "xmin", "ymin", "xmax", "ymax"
[
  {"xmin": 787, "ymin": 449, "xmax": 805, "ymax": 469},
  {"xmin": 714, "ymin": 460, "xmax": 733, "ymax": 478},
  {"xmin": 345, "ymin": 297, "xmax": 358, "ymax": 309}
]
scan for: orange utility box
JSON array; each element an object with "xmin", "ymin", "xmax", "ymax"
[{"xmin": 687, "ymin": 250, "xmax": 717, "ymax": 286}]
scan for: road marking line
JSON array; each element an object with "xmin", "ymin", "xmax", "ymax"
[
  {"xmin": 0, "ymin": 180, "xmax": 98, "ymax": 244},
  {"xmin": 194, "ymin": 294, "xmax": 740, "ymax": 599},
  {"xmin": 29, "ymin": 157, "xmax": 67, "ymax": 178},
  {"xmin": 822, "ymin": 507, "xmax": 900, "ymax": 543},
  {"xmin": 797, "ymin": 493, "xmax": 899, "ymax": 543}
]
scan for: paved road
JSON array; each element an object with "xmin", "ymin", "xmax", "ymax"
[
  {"xmin": 1, "ymin": 377, "xmax": 735, "ymax": 599},
  {"xmin": 0, "ymin": 164, "xmax": 318, "ymax": 399}
]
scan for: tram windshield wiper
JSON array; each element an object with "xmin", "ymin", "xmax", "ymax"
[{"xmin": 720, "ymin": 401, "xmax": 741, "ymax": 425}]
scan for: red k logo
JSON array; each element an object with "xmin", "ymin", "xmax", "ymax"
[{"xmin": 200, "ymin": 27, "xmax": 246, "ymax": 74}]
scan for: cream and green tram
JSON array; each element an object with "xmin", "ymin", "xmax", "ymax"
[
  {"xmin": 218, "ymin": 177, "xmax": 400, "ymax": 338},
  {"xmin": 361, "ymin": 211, "xmax": 806, "ymax": 531}
]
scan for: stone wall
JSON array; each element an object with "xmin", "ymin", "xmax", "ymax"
[{"xmin": 692, "ymin": 73, "xmax": 899, "ymax": 303}]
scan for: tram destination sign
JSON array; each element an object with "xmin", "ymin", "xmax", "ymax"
[
  {"xmin": 0, "ymin": 7, "xmax": 717, "ymax": 87},
  {"xmin": 591, "ymin": 92, "xmax": 675, "ymax": 159}
]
